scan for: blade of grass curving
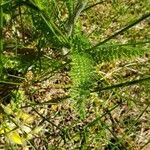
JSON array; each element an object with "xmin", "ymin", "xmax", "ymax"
[
  {"xmin": 84, "ymin": 104, "xmax": 119, "ymax": 129},
  {"xmin": 126, "ymin": 102, "xmax": 150, "ymax": 135},
  {"xmin": 95, "ymin": 76, "xmax": 150, "ymax": 92},
  {"xmin": 87, "ymin": 12, "xmax": 150, "ymax": 51},
  {"xmin": 119, "ymin": 102, "xmax": 150, "ymax": 146},
  {"xmin": 33, "ymin": 108, "xmax": 68, "ymax": 143},
  {"xmin": 106, "ymin": 127, "xmax": 128, "ymax": 150},
  {"xmin": 98, "ymin": 40, "xmax": 150, "ymax": 47},
  {"xmin": 32, "ymin": 108, "xmax": 63, "ymax": 131}
]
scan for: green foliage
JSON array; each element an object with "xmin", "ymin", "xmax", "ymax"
[
  {"xmin": 70, "ymin": 51, "xmax": 95, "ymax": 118},
  {"xmin": 0, "ymin": 0, "xmax": 150, "ymax": 148},
  {"xmin": 90, "ymin": 43, "xmax": 150, "ymax": 63},
  {"xmin": 70, "ymin": 52, "xmax": 94, "ymax": 87}
]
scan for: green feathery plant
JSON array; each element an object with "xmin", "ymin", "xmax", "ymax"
[
  {"xmin": 18, "ymin": 0, "xmax": 150, "ymax": 119},
  {"xmin": 70, "ymin": 50, "xmax": 95, "ymax": 118},
  {"xmin": 68, "ymin": 11, "xmax": 150, "ymax": 118},
  {"xmin": 1, "ymin": 0, "xmax": 150, "ymax": 116},
  {"xmin": 0, "ymin": 1, "xmax": 150, "ymax": 147},
  {"xmin": 89, "ymin": 43, "xmax": 149, "ymax": 63}
]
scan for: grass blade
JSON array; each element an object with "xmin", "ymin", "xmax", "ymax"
[{"xmin": 88, "ymin": 12, "xmax": 150, "ymax": 50}]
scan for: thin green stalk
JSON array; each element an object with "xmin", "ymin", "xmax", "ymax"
[
  {"xmin": 98, "ymin": 40, "xmax": 150, "ymax": 48},
  {"xmin": 87, "ymin": 12, "xmax": 150, "ymax": 51},
  {"xmin": 126, "ymin": 102, "xmax": 150, "ymax": 134},
  {"xmin": 95, "ymin": 76, "xmax": 150, "ymax": 91},
  {"xmin": 33, "ymin": 108, "xmax": 68, "ymax": 143},
  {"xmin": 120, "ymin": 102, "xmax": 150, "ymax": 145},
  {"xmin": 84, "ymin": 104, "xmax": 119, "ymax": 129}
]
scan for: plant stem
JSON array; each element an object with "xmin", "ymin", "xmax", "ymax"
[
  {"xmin": 87, "ymin": 12, "xmax": 150, "ymax": 51},
  {"xmin": 96, "ymin": 76, "xmax": 150, "ymax": 91}
]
